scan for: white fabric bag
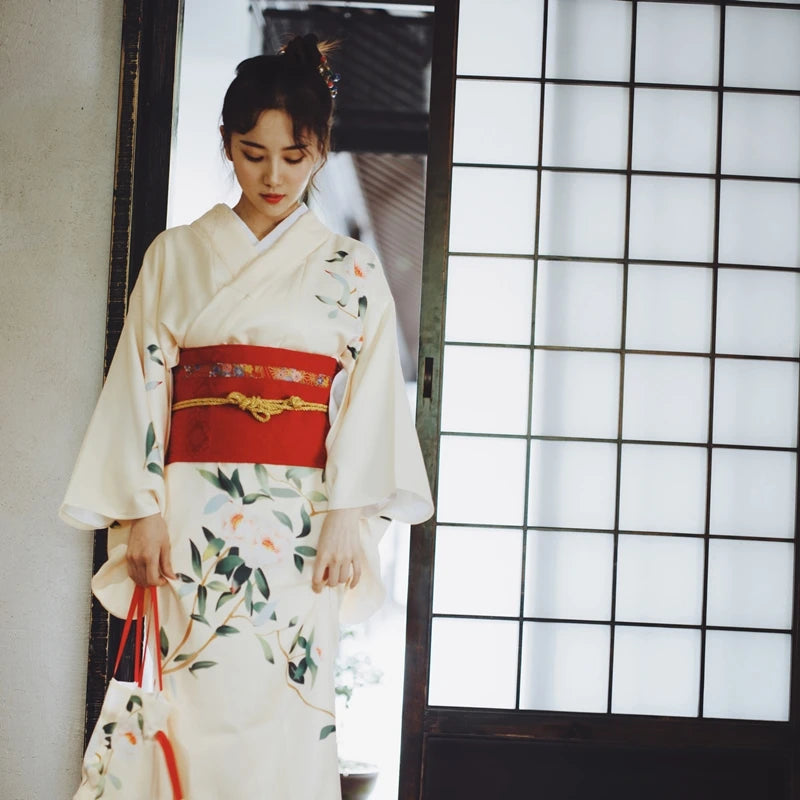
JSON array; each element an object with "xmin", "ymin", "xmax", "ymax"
[{"xmin": 74, "ymin": 586, "xmax": 184, "ymax": 800}]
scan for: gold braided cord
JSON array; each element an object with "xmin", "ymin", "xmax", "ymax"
[{"xmin": 172, "ymin": 392, "xmax": 328, "ymax": 423}]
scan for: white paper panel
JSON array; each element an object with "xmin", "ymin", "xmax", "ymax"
[
  {"xmin": 725, "ymin": 8, "xmax": 800, "ymax": 90},
  {"xmin": 531, "ymin": 350, "xmax": 620, "ymax": 439},
  {"xmin": 707, "ymin": 539, "xmax": 794, "ymax": 630},
  {"xmin": 612, "ymin": 627, "xmax": 701, "ymax": 717},
  {"xmin": 635, "ymin": 3, "xmax": 719, "ymax": 86},
  {"xmin": 713, "ymin": 358, "xmax": 798, "ymax": 448},
  {"xmin": 546, "ymin": 0, "xmax": 631, "ymax": 81},
  {"xmin": 520, "ymin": 622, "xmax": 610, "ymax": 713},
  {"xmin": 535, "ymin": 260, "xmax": 623, "ymax": 349},
  {"xmin": 619, "ymin": 444, "xmax": 707, "ymax": 534},
  {"xmin": 437, "ymin": 435, "xmax": 528, "ymax": 525},
  {"xmin": 615, "ymin": 535, "xmax": 704, "ymax": 625},
  {"xmin": 449, "ymin": 167, "xmax": 537, "ymax": 256},
  {"xmin": 704, "ymin": 631, "xmax": 791, "ymax": 721},
  {"xmin": 626, "ymin": 265, "xmax": 713, "ymax": 353},
  {"xmin": 722, "ymin": 92, "xmax": 800, "ymax": 178},
  {"xmin": 441, "ymin": 345, "xmax": 530, "ymax": 435},
  {"xmin": 445, "ymin": 256, "xmax": 534, "ymax": 346},
  {"xmin": 429, "ymin": 618, "xmax": 519, "ymax": 708},
  {"xmin": 715, "ymin": 268, "xmax": 800, "ymax": 357},
  {"xmin": 524, "ymin": 530, "xmax": 614, "ymax": 621},
  {"xmin": 629, "ymin": 176, "xmax": 715, "ymax": 263},
  {"xmin": 457, "ymin": 0, "xmax": 543, "ymax": 79},
  {"xmin": 622, "ymin": 355, "xmax": 710, "ymax": 443},
  {"xmin": 632, "ymin": 89, "xmax": 717, "ymax": 174},
  {"xmin": 433, "ymin": 527, "xmax": 523, "ymax": 617},
  {"xmin": 542, "ymin": 84, "xmax": 629, "ymax": 170},
  {"xmin": 539, "ymin": 171, "xmax": 627, "ymax": 258},
  {"xmin": 453, "ymin": 80, "xmax": 540, "ymax": 166},
  {"xmin": 528, "ymin": 440, "xmax": 618, "ymax": 530},
  {"xmin": 710, "ymin": 448, "xmax": 796, "ymax": 539},
  {"xmin": 719, "ymin": 180, "xmax": 800, "ymax": 268}
]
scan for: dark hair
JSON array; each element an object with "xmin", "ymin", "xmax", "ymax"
[{"xmin": 221, "ymin": 34, "xmax": 336, "ymax": 171}]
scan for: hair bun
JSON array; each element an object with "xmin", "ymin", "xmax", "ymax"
[{"xmin": 281, "ymin": 33, "xmax": 322, "ymax": 69}]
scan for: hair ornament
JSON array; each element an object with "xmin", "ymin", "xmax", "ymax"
[
  {"xmin": 317, "ymin": 54, "xmax": 341, "ymax": 99},
  {"xmin": 279, "ymin": 33, "xmax": 340, "ymax": 99}
]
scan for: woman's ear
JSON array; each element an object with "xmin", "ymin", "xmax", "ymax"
[{"xmin": 220, "ymin": 125, "xmax": 231, "ymax": 160}]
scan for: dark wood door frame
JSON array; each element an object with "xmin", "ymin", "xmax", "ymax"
[{"xmin": 399, "ymin": 0, "xmax": 457, "ymax": 795}]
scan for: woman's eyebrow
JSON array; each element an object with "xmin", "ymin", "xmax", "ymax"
[{"xmin": 239, "ymin": 139, "xmax": 307, "ymax": 152}]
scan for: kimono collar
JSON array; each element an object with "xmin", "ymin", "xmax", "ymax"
[{"xmin": 192, "ymin": 203, "xmax": 332, "ymax": 282}]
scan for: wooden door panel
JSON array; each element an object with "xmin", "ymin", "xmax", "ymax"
[{"xmin": 422, "ymin": 736, "xmax": 792, "ymax": 800}]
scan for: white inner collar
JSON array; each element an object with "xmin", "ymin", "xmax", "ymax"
[{"xmin": 231, "ymin": 202, "xmax": 309, "ymax": 251}]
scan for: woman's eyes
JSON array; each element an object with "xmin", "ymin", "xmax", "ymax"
[{"xmin": 242, "ymin": 153, "xmax": 304, "ymax": 165}]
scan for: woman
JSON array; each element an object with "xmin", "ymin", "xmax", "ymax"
[{"xmin": 62, "ymin": 34, "xmax": 433, "ymax": 798}]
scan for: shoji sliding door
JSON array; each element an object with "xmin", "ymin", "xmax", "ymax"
[{"xmin": 402, "ymin": 1, "xmax": 800, "ymax": 797}]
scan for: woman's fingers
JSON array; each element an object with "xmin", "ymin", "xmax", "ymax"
[
  {"xmin": 126, "ymin": 553, "xmax": 151, "ymax": 585},
  {"xmin": 350, "ymin": 561, "xmax": 361, "ymax": 590},
  {"xmin": 126, "ymin": 548, "xmax": 162, "ymax": 586},
  {"xmin": 312, "ymin": 558, "xmax": 360, "ymax": 592},
  {"xmin": 146, "ymin": 558, "xmax": 164, "ymax": 587},
  {"xmin": 127, "ymin": 514, "xmax": 171, "ymax": 587},
  {"xmin": 159, "ymin": 541, "xmax": 177, "ymax": 581},
  {"xmin": 329, "ymin": 560, "xmax": 362, "ymax": 588},
  {"xmin": 307, "ymin": 508, "xmax": 367, "ymax": 593},
  {"xmin": 311, "ymin": 559, "xmax": 328, "ymax": 593},
  {"xmin": 325, "ymin": 561, "xmax": 339, "ymax": 588},
  {"xmin": 327, "ymin": 560, "xmax": 347, "ymax": 588}
]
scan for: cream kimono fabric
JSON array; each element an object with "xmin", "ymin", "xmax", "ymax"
[{"xmin": 61, "ymin": 204, "xmax": 433, "ymax": 800}]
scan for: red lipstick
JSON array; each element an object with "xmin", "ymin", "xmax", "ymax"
[{"xmin": 262, "ymin": 194, "xmax": 285, "ymax": 205}]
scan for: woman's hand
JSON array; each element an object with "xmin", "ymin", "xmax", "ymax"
[
  {"xmin": 311, "ymin": 508, "xmax": 365, "ymax": 593},
  {"xmin": 126, "ymin": 513, "xmax": 177, "ymax": 587}
]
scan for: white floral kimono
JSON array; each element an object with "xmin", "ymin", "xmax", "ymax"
[{"xmin": 61, "ymin": 203, "xmax": 434, "ymax": 799}]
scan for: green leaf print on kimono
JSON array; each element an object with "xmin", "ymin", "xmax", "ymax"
[
  {"xmin": 164, "ymin": 527, "xmax": 270, "ymax": 678},
  {"xmin": 197, "ymin": 465, "xmax": 325, "ymax": 572},
  {"xmin": 160, "ymin": 464, "xmax": 335, "ymax": 741},
  {"xmin": 143, "ymin": 422, "xmax": 163, "ymax": 478},
  {"xmin": 274, "ymin": 615, "xmax": 335, "ymax": 740},
  {"xmin": 145, "ymin": 343, "xmax": 165, "ymax": 391},
  {"xmin": 316, "ymin": 249, "xmax": 375, "ymax": 360},
  {"xmin": 142, "ymin": 343, "xmax": 166, "ymax": 476},
  {"xmin": 162, "ymin": 466, "xmax": 328, "ymax": 678},
  {"xmin": 163, "ymin": 464, "xmax": 337, "ymax": 741},
  {"xmin": 285, "ymin": 620, "xmax": 321, "ymax": 687}
]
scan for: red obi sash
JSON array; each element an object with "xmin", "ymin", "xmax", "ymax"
[{"xmin": 166, "ymin": 345, "xmax": 338, "ymax": 467}]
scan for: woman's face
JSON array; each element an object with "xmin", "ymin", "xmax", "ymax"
[{"xmin": 224, "ymin": 108, "xmax": 320, "ymax": 239}]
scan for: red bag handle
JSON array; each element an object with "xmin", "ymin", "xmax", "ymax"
[
  {"xmin": 111, "ymin": 586, "xmax": 183, "ymax": 798},
  {"xmin": 113, "ymin": 586, "xmax": 145, "ymax": 683},
  {"xmin": 112, "ymin": 585, "xmax": 165, "ymax": 689},
  {"xmin": 155, "ymin": 730, "xmax": 184, "ymax": 799}
]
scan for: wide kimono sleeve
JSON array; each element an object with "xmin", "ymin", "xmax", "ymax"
[
  {"xmin": 324, "ymin": 253, "xmax": 434, "ymax": 621},
  {"xmin": 60, "ymin": 233, "xmax": 178, "ymax": 530}
]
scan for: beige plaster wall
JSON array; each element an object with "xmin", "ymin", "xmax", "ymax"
[{"xmin": 0, "ymin": 1, "xmax": 123, "ymax": 797}]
